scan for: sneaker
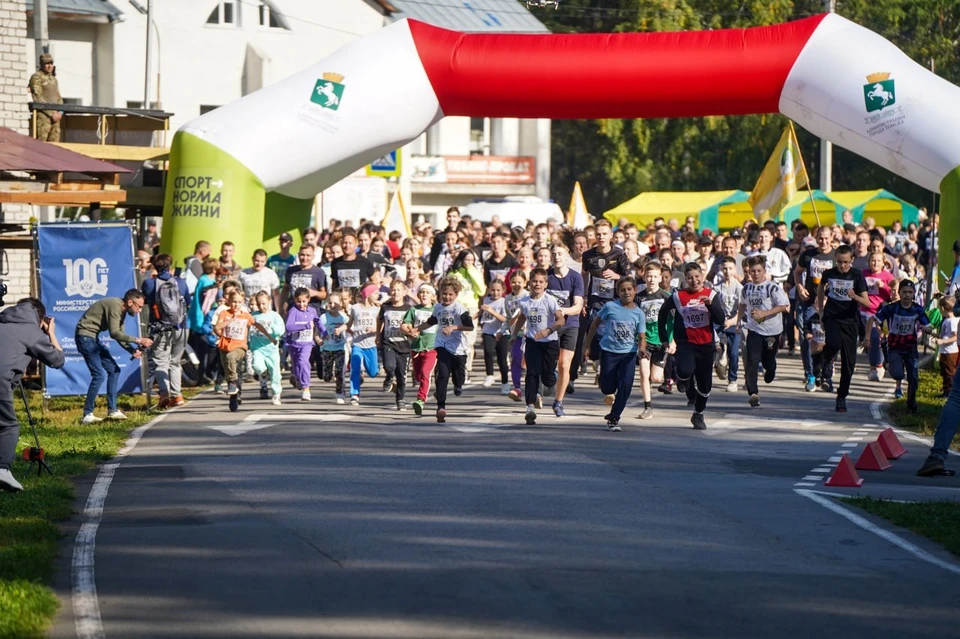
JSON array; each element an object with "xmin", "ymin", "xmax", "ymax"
[
  {"xmin": 821, "ymin": 380, "xmax": 834, "ymax": 393},
  {"xmin": 638, "ymin": 406, "xmax": 653, "ymax": 420},
  {"xmin": 749, "ymin": 394, "xmax": 760, "ymax": 408},
  {"xmin": 301, "ymin": 389, "xmax": 311, "ymax": 402},
  {"xmin": 542, "ymin": 384, "xmax": 556, "ymax": 398},
  {"xmin": 877, "ymin": 367, "xmax": 886, "ymax": 381},
  {"xmin": 894, "ymin": 387, "xmax": 904, "ymax": 400},
  {"xmin": 413, "ymin": 399, "xmax": 424, "ymax": 416},
  {"xmin": 726, "ymin": 382, "xmax": 737, "ymax": 392},
  {"xmin": 525, "ymin": 405, "xmax": 537, "ymax": 425},
  {"xmin": 835, "ymin": 397, "xmax": 847, "ymax": 413},
  {"xmin": 508, "ymin": 388, "xmax": 522, "ymax": 402},
  {"xmin": 658, "ymin": 382, "xmax": 673, "ymax": 394},
  {"xmin": 804, "ymin": 375, "xmax": 816, "ymax": 392},
  {"xmin": 350, "ymin": 395, "xmax": 360, "ymax": 406},
  {"xmin": 553, "ymin": 401, "xmax": 566, "ymax": 418},
  {"xmin": 106, "ymin": 410, "xmax": 127, "ymax": 421},
  {"xmin": 382, "ymin": 377, "xmax": 393, "ymax": 392},
  {"xmin": 501, "ymin": 383, "xmax": 512, "ymax": 395},
  {"xmin": 0, "ymin": 468, "xmax": 23, "ymax": 492},
  {"xmin": 604, "ymin": 394, "xmax": 615, "ymax": 406},
  {"xmin": 397, "ymin": 400, "xmax": 408, "ymax": 412},
  {"xmin": 259, "ymin": 387, "xmax": 270, "ymax": 400},
  {"xmin": 271, "ymin": 396, "xmax": 281, "ymax": 406},
  {"xmin": 483, "ymin": 375, "xmax": 495, "ymax": 388},
  {"xmin": 534, "ymin": 394, "xmax": 543, "ymax": 409},
  {"xmin": 607, "ymin": 418, "xmax": 621, "ymax": 432},
  {"xmin": 81, "ymin": 413, "xmax": 103, "ymax": 424},
  {"xmin": 335, "ymin": 393, "xmax": 345, "ymax": 405},
  {"xmin": 917, "ymin": 456, "xmax": 946, "ymax": 477},
  {"xmin": 763, "ymin": 369, "xmax": 775, "ymax": 384},
  {"xmin": 227, "ymin": 383, "xmax": 238, "ymax": 396},
  {"xmin": 454, "ymin": 386, "xmax": 463, "ymax": 397},
  {"xmin": 171, "ymin": 395, "xmax": 185, "ymax": 407},
  {"xmin": 214, "ymin": 383, "xmax": 224, "ymax": 394},
  {"xmin": 867, "ymin": 367, "xmax": 880, "ymax": 382},
  {"xmin": 566, "ymin": 381, "xmax": 575, "ymax": 395},
  {"xmin": 715, "ymin": 361, "xmax": 728, "ymax": 382},
  {"xmin": 691, "ymin": 412, "xmax": 707, "ymax": 430},
  {"xmin": 436, "ymin": 408, "xmax": 447, "ymax": 423},
  {"xmin": 157, "ymin": 395, "xmax": 172, "ymax": 410}
]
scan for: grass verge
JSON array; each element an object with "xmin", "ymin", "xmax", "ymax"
[
  {"xmin": 843, "ymin": 497, "xmax": 960, "ymax": 558},
  {"xmin": 0, "ymin": 388, "xmax": 201, "ymax": 639},
  {"xmin": 886, "ymin": 368, "xmax": 960, "ymax": 451}
]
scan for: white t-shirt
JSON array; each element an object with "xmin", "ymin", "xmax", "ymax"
[
  {"xmin": 480, "ymin": 296, "xmax": 507, "ymax": 336},
  {"xmin": 940, "ymin": 316, "xmax": 959, "ymax": 354},
  {"xmin": 519, "ymin": 294, "xmax": 561, "ymax": 342},
  {"xmin": 741, "ymin": 281, "xmax": 789, "ymax": 336},
  {"xmin": 433, "ymin": 300, "xmax": 471, "ymax": 355},
  {"xmin": 239, "ymin": 267, "xmax": 280, "ymax": 298},
  {"xmin": 348, "ymin": 303, "xmax": 379, "ymax": 350}
]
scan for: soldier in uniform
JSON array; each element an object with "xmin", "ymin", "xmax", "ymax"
[{"xmin": 29, "ymin": 53, "xmax": 63, "ymax": 142}]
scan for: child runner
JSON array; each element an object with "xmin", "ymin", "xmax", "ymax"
[
  {"xmin": 401, "ymin": 284, "xmax": 438, "ymax": 416},
  {"xmin": 416, "ymin": 277, "xmax": 474, "ymax": 423},
  {"xmin": 346, "ymin": 283, "xmax": 381, "ymax": 405},
  {"xmin": 479, "ymin": 279, "xmax": 510, "ymax": 390},
  {"xmin": 636, "ymin": 262, "xmax": 673, "ymax": 420},
  {"xmin": 505, "ymin": 271, "xmax": 530, "ymax": 400},
  {"xmin": 285, "ymin": 287, "xmax": 320, "ymax": 401},
  {"xmin": 861, "ymin": 251, "xmax": 895, "ymax": 382},
  {"xmin": 658, "ymin": 263, "xmax": 678, "ymax": 395},
  {"xmin": 935, "ymin": 296, "xmax": 959, "ymax": 397},
  {"xmin": 318, "ymin": 292, "xmax": 347, "ymax": 404},
  {"xmin": 739, "ymin": 255, "xmax": 790, "ymax": 408},
  {"xmin": 547, "ymin": 243, "xmax": 585, "ymax": 417},
  {"xmin": 213, "ymin": 290, "xmax": 276, "ymax": 396},
  {"xmin": 512, "ymin": 268, "xmax": 565, "ymax": 424},
  {"xmin": 864, "ymin": 279, "xmax": 936, "ymax": 413},
  {"xmin": 379, "ymin": 280, "xmax": 412, "ymax": 411},
  {"xmin": 249, "ymin": 291, "xmax": 285, "ymax": 405},
  {"xmin": 816, "ymin": 245, "xmax": 870, "ymax": 413},
  {"xmin": 804, "ymin": 311, "xmax": 829, "ymax": 388},
  {"xmin": 584, "ymin": 277, "xmax": 646, "ymax": 431},
  {"xmin": 715, "ymin": 257, "xmax": 743, "ymax": 392},
  {"xmin": 658, "ymin": 262, "xmax": 725, "ymax": 430}
]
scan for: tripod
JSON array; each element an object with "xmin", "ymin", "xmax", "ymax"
[{"xmin": 18, "ymin": 380, "xmax": 51, "ymax": 477}]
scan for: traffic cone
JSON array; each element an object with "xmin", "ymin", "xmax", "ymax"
[
  {"xmin": 825, "ymin": 454, "xmax": 864, "ymax": 487},
  {"xmin": 855, "ymin": 442, "xmax": 892, "ymax": 471},
  {"xmin": 877, "ymin": 427, "xmax": 907, "ymax": 460}
]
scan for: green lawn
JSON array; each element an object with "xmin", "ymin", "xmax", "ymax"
[
  {"xmin": 844, "ymin": 497, "xmax": 960, "ymax": 558},
  {"xmin": 0, "ymin": 388, "xmax": 199, "ymax": 639},
  {"xmin": 885, "ymin": 368, "xmax": 959, "ymax": 450}
]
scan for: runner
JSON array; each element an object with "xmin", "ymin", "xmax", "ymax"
[
  {"xmin": 636, "ymin": 262, "xmax": 673, "ymax": 420},
  {"xmin": 584, "ymin": 277, "xmax": 646, "ymax": 432},
  {"xmin": 378, "ymin": 280, "xmax": 412, "ymax": 411},
  {"xmin": 482, "ymin": 233, "xmax": 517, "ymax": 286},
  {"xmin": 795, "ymin": 226, "xmax": 835, "ymax": 391},
  {"xmin": 546, "ymin": 243, "xmax": 584, "ymax": 417},
  {"xmin": 505, "ymin": 271, "xmax": 530, "ymax": 401},
  {"xmin": 248, "ymin": 291, "xmax": 285, "ymax": 405},
  {"xmin": 657, "ymin": 262, "xmax": 725, "ymax": 430},
  {"xmin": 815, "ymin": 245, "xmax": 870, "ymax": 413},
  {"xmin": 415, "ymin": 277, "xmax": 474, "ymax": 423},
  {"xmin": 401, "ymin": 284, "xmax": 439, "ymax": 416},
  {"xmin": 739, "ymin": 256, "xmax": 790, "ymax": 408},
  {"xmin": 860, "ymin": 251, "xmax": 895, "ymax": 382},
  {"xmin": 317, "ymin": 292, "xmax": 347, "ymax": 404},
  {"xmin": 346, "ymin": 283, "xmax": 381, "ymax": 406},
  {"xmin": 331, "ymin": 230, "xmax": 376, "ymax": 292},
  {"xmin": 285, "ymin": 287, "xmax": 320, "ymax": 401},
  {"xmin": 715, "ymin": 257, "xmax": 743, "ymax": 392},
  {"xmin": 580, "ymin": 220, "xmax": 631, "ymax": 377},
  {"xmin": 512, "ymin": 268, "xmax": 565, "ymax": 425},
  {"xmin": 478, "ymin": 279, "xmax": 510, "ymax": 390}
]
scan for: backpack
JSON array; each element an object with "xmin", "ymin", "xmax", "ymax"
[{"xmin": 154, "ymin": 277, "xmax": 186, "ymax": 327}]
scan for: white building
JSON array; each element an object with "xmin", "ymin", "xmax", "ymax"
[{"xmin": 26, "ymin": 0, "xmax": 553, "ymax": 227}]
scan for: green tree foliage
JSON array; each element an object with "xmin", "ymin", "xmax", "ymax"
[{"xmin": 536, "ymin": 0, "xmax": 960, "ymax": 215}]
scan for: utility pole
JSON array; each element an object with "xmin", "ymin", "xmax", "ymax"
[
  {"xmin": 818, "ymin": 0, "xmax": 836, "ymax": 193},
  {"xmin": 33, "ymin": 0, "xmax": 49, "ymax": 58},
  {"xmin": 143, "ymin": 0, "xmax": 153, "ymax": 108}
]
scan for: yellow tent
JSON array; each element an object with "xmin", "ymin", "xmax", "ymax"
[
  {"xmin": 828, "ymin": 190, "xmax": 920, "ymax": 227},
  {"xmin": 603, "ymin": 190, "xmax": 753, "ymax": 232}
]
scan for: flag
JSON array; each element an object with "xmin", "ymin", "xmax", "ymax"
[
  {"xmin": 748, "ymin": 122, "xmax": 809, "ymax": 219},
  {"xmin": 381, "ymin": 189, "xmax": 412, "ymax": 238},
  {"xmin": 568, "ymin": 181, "xmax": 591, "ymax": 229}
]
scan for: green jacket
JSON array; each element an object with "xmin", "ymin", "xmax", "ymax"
[{"xmin": 76, "ymin": 298, "xmax": 138, "ymax": 350}]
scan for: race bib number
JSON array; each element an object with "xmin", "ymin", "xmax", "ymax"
[
  {"xmin": 679, "ymin": 303, "xmax": 709, "ymax": 328},
  {"xmin": 593, "ymin": 278, "xmax": 614, "ymax": 299},
  {"xmin": 641, "ymin": 299, "xmax": 663, "ymax": 323},
  {"xmin": 415, "ymin": 310, "xmax": 436, "ymax": 332},
  {"xmin": 610, "ymin": 320, "xmax": 635, "ymax": 346},
  {"xmin": 225, "ymin": 319, "xmax": 247, "ymax": 341},
  {"xmin": 490, "ymin": 269, "xmax": 508, "ymax": 283},
  {"xmin": 385, "ymin": 313, "xmax": 404, "ymax": 340},
  {"xmin": 809, "ymin": 258, "xmax": 831, "ymax": 284},
  {"xmin": 827, "ymin": 278, "xmax": 854, "ymax": 301},
  {"xmin": 357, "ymin": 314, "xmax": 376, "ymax": 331},
  {"xmin": 296, "ymin": 328, "xmax": 313, "ymax": 342},
  {"xmin": 439, "ymin": 311, "xmax": 457, "ymax": 328},
  {"xmin": 290, "ymin": 274, "xmax": 310, "ymax": 290},
  {"xmin": 338, "ymin": 269, "xmax": 361, "ymax": 288},
  {"xmin": 547, "ymin": 289, "xmax": 571, "ymax": 306},
  {"xmin": 892, "ymin": 316, "xmax": 917, "ymax": 335}
]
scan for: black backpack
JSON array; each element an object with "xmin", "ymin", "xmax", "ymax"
[{"xmin": 154, "ymin": 277, "xmax": 186, "ymax": 327}]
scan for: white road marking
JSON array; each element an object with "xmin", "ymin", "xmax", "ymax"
[
  {"xmin": 812, "ymin": 467, "xmax": 834, "ymax": 473},
  {"xmin": 207, "ymin": 413, "xmax": 344, "ymax": 436},
  {"xmin": 802, "ymin": 475, "xmax": 824, "ymax": 482},
  {"xmin": 828, "ymin": 456, "xmax": 843, "ymax": 463},
  {"xmin": 794, "ymin": 482, "xmax": 817, "ymax": 487},
  {"xmin": 841, "ymin": 442, "xmax": 858, "ymax": 448},
  {"xmin": 796, "ymin": 489, "xmax": 960, "ymax": 575},
  {"xmin": 446, "ymin": 412, "xmax": 508, "ymax": 434}
]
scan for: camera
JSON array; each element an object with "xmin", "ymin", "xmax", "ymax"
[{"xmin": 0, "ymin": 280, "xmax": 7, "ymax": 308}]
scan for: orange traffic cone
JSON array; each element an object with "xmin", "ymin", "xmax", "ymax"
[
  {"xmin": 877, "ymin": 427, "xmax": 907, "ymax": 460},
  {"xmin": 855, "ymin": 442, "xmax": 892, "ymax": 471},
  {"xmin": 825, "ymin": 454, "xmax": 864, "ymax": 487}
]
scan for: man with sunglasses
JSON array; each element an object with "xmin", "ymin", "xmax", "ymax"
[{"xmin": 75, "ymin": 290, "xmax": 154, "ymax": 425}]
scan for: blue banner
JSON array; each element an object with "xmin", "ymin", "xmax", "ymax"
[{"xmin": 38, "ymin": 224, "xmax": 142, "ymax": 396}]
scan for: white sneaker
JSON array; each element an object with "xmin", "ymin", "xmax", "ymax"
[
  {"xmin": 867, "ymin": 368, "xmax": 879, "ymax": 382},
  {"xmin": 876, "ymin": 367, "xmax": 886, "ymax": 380},
  {"xmin": 0, "ymin": 468, "xmax": 23, "ymax": 492},
  {"xmin": 726, "ymin": 382, "xmax": 738, "ymax": 392},
  {"xmin": 81, "ymin": 413, "xmax": 103, "ymax": 424},
  {"xmin": 106, "ymin": 410, "xmax": 127, "ymax": 421},
  {"xmin": 301, "ymin": 389, "xmax": 311, "ymax": 402},
  {"xmin": 271, "ymin": 396, "xmax": 281, "ymax": 406},
  {"xmin": 483, "ymin": 375, "xmax": 495, "ymax": 388},
  {"xmin": 335, "ymin": 393, "xmax": 345, "ymax": 405},
  {"xmin": 500, "ymin": 383, "xmax": 511, "ymax": 395}
]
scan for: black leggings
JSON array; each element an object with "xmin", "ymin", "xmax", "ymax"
[
  {"xmin": 435, "ymin": 347, "xmax": 467, "ymax": 409},
  {"xmin": 383, "ymin": 348, "xmax": 410, "ymax": 401},
  {"xmin": 524, "ymin": 338, "xmax": 560, "ymax": 406},
  {"xmin": 744, "ymin": 331, "xmax": 780, "ymax": 396},
  {"xmin": 821, "ymin": 320, "xmax": 859, "ymax": 400},
  {"xmin": 482, "ymin": 333, "xmax": 509, "ymax": 383},
  {"xmin": 675, "ymin": 343, "xmax": 714, "ymax": 413}
]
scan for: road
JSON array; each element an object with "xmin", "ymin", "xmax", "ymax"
[{"xmin": 52, "ymin": 355, "xmax": 960, "ymax": 638}]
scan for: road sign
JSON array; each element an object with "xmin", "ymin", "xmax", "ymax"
[{"xmin": 366, "ymin": 149, "xmax": 401, "ymax": 178}]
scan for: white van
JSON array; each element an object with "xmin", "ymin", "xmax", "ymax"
[{"xmin": 462, "ymin": 196, "xmax": 565, "ymax": 227}]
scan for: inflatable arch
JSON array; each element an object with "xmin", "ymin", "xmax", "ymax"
[{"xmin": 161, "ymin": 13, "xmax": 960, "ymax": 276}]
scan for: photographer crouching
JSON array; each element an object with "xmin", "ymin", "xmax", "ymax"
[{"xmin": 0, "ymin": 298, "xmax": 64, "ymax": 492}]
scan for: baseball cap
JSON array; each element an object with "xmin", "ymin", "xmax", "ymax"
[
  {"xmin": 279, "ymin": 232, "xmax": 293, "ymax": 242},
  {"xmin": 729, "ymin": 230, "xmax": 743, "ymax": 239}
]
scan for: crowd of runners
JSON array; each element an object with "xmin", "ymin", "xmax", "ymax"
[{"xmin": 142, "ymin": 206, "xmax": 957, "ymax": 435}]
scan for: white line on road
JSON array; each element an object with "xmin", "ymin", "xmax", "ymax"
[
  {"xmin": 794, "ymin": 482, "xmax": 817, "ymax": 487},
  {"xmin": 795, "ymin": 489, "xmax": 960, "ymax": 575},
  {"xmin": 828, "ymin": 456, "xmax": 843, "ymax": 463},
  {"xmin": 801, "ymin": 475, "xmax": 824, "ymax": 482}
]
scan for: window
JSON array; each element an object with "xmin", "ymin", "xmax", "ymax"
[
  {"xmin": 62, "ymin": 97, "xmax": 82, "ymax": 106},
  {"xmin": 206, "ymin": 1, "xmax": 237, "ymax": 26},
  {"xmin": 259, "ymin": 1, "xmax": 290, "ymax": 29},
  {"xmin": 200, "ymin": 105, "xmax": 221, "ymax": 115},
  {"xmin": 470, "ymin": 117, "xmax": 488, "ymax": 155},
  {"xmin": 126, "ymin": 100, "xmax": 143, "ymax": 109}
]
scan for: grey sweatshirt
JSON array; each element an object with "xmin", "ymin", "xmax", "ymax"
[{"xmin": 0, "ymin": 302, "xmax": 64, "ymax": 397}]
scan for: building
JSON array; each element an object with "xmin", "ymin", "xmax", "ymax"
[{"xmin": 26, "ymin": 0, "xmax": 553, "ymax": 230}]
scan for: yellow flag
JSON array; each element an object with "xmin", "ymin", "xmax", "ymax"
[
  {"xmin": 748, "ymin": 122, "xmax": 809, "ymax": 219},
  {"xmin": 568, "ymin": 181, "xmax": 591, "ymax": 229}
]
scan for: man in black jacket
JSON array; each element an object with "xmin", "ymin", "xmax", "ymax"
[{"xmin": 0, "ymin": 298, "xmax": 64, "ymax": 491}]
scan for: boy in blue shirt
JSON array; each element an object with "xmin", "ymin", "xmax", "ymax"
[{"xmin": 584, "ymin": 277, "xmax": 646, "ymax": 432}]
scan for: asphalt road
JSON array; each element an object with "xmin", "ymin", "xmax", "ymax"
[{"xmin": 52, "ymin": 354, "xmax": 960, "ymax": 638}]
